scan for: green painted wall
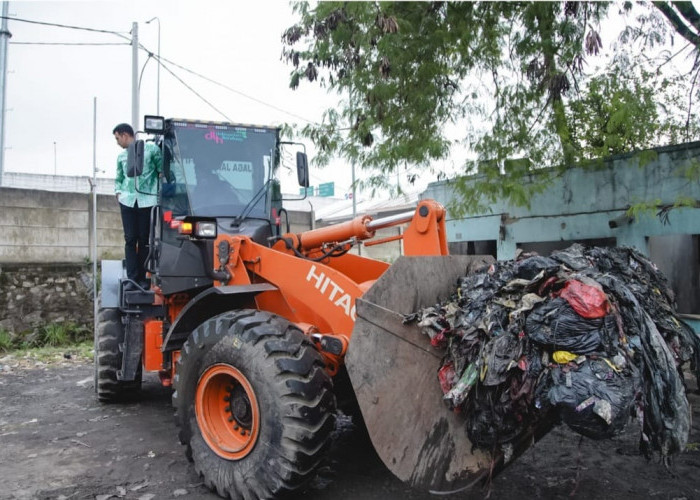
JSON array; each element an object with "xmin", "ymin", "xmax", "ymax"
[{"xmin": 423, "ymin": 141, "xmax": 700, "ymax": 315}]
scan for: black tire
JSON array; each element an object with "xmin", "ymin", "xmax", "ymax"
[
  {"xmin": 94, "ymin": 307, "xmax": 142, "ymax": 402},
  {"xmin": 173, "ymin": 309, "xmax": 336, "ymax": 499}
]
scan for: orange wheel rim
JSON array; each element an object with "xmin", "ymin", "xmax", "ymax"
[{"xmin": 195, "ymin": 363, "xmax": 260, "ymax": 460}]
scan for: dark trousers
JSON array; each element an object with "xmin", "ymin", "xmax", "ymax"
[{"xmin": 120, "ymin": 202, "xmax": 151, "ymax": 282}]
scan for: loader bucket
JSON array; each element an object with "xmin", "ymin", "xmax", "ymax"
[{"xmin": 346, "ymin": 255, "xmax": 499, "ymax": 494}]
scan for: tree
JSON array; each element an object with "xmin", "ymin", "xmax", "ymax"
[{"xmin": 283, "ymin": 1, "xmax": 700, "ymax": 214}]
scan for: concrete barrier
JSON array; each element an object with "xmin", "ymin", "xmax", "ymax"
[{"xmin": 0, "ymin": 187, "xmax": 123, "ymax": 264}]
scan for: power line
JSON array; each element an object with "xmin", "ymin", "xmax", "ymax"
[
  {"xmin": 152, "ymin": 54, "xmax": 346, "ymax": 186},
  {"xmin": 10, "ymin": 41, "xmax": 129, "ymax": 46},
  {"xmin": 0, "ymin": 15, "xmax": 130, "ymax": 41},
  {"xmin": 6, "ymin": 14, "xmax": 319, "ymax": 129},
  {"xmin": 4, "ymin": 13, "xmax": 318, "ymax": 126},
  {"xmin": 151, "ymin": 51, "xmax": 319, "ymax": 125},
  {"xmin": 155, "ymin": 57, "xmax": 233, "ymax": 122}
]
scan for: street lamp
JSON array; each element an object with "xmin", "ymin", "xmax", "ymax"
[{"xmin": 145, "ymin": 17, "xmax": 160, "ymax": 116}]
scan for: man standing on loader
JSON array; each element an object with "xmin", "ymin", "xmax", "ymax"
[{"xmin": 112, "ymin": 123, "xmax": 162, "ymax": 290}]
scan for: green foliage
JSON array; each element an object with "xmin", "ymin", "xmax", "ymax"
[
  {"xmin": 0, "ymin": 329, "xmax": 12, "ymax": 352},
  {"xmin": 284, "ymin": 1, "xmax": 700, "ymax": 213},
  {"xmin": 0, "ymin": 322, "xmax": 92, "ymax": 352},
  {"xmin": 679, "ymin": 159, "xmax": 700, "ymax": 181},
  {"xmin": 40, "ymin": 323, "xmax": 70, "ymax": 347},
  {"xmin": 568, "ymin": 71, "xmax": 658, "ymax": 156},
  {"xmin": 626, "ymin": 198, "xmax": 664, "ymax": 220}
]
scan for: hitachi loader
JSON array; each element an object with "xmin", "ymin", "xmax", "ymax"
[{"xmin": 97, "ymin": 116, "xmax": 542, "ymax": 499}]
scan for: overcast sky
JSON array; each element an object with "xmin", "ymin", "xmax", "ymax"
[
  {"xmin": 5, "ymin": 1, "xmax": 699, "ymax": 199},
  {"xmin": 4, "ymin": 0, "xmax": 346, "ymax": 195}
]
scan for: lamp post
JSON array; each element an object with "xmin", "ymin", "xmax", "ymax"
[{"xmin": 145, "ymin": 17, "xmax": 160, "ymax": 116}]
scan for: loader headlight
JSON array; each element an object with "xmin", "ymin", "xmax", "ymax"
[{"xmin": 195, "ymin": 221, "xmax": 217, "ymax": 238}]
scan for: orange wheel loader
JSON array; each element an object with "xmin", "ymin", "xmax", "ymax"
[{"xmin": 96, "ymin": 116, "xmax": 541, "ymax": 499}]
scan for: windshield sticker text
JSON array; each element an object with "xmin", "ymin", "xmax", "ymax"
[
  {"xmin": 204, "ymin": 129, "xmax": 247, "ymax": 144},
  {"xmin": 216, "ymin": 161, "xmax": 253, "ymax": 190}
]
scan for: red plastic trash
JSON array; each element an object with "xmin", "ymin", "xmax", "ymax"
[{"xmin": 559, "ymin": 279, "xmax": 611, "ymax": 319}]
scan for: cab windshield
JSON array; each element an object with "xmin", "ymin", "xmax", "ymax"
[{"xmin": 162, "ymin": 121, "xmax": 278, "ymax": 218}]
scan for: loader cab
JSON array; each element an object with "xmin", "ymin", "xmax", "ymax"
[
  {"xmin": 130, "ymin": 117, "xmax": 309, "ymax": 295},
  {"xmin": 159, "ymin": 119, "xmax": 277, "ymax": 220}
]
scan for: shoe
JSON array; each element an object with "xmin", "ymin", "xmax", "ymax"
[
  {"xmin": 138, "ymin": 280, "xmax": 151, "ymax": 290},
  {"xmin": 123, "ymin": 281, "xmax": 138, "ymax": 292}
]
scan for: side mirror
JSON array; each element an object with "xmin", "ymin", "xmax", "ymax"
[
  {"xmin": 296, "ymin": 151, "xmax": 309, "ymax": 187},
  {"xmin": 127, "ymin": 140, "xmax": 145, "ymax": 178}
]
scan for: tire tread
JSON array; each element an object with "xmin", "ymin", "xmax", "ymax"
[{"xmin": 172, "ymin": 309, "xmax": 336, "ymax": 498}]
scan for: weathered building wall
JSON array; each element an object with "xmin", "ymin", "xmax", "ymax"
[{"xmin": 424, "ymin": 141, "xmax": 700, "ymax": 314}]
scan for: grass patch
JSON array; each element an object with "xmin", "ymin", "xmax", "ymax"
[
  {"xmin": 0, "ymin": 329, "xmax": 12, "ymax": 352},
  {"xmin": 2, "ymin": 322, "xmax": 92, "ymax": 352},
  {"xmin": 41, "ymin": 323, "xmax": 70, "ymax": 347},
  {"xmin": 10, "ymin": 340, "xmax": 94, "ymax": 364}
]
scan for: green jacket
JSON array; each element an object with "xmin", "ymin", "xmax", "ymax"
[{"xmin": 114, "ymin": 141, "xmax": 162, "ymax": 208}]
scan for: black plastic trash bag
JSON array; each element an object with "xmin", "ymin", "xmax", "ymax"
[
  {"xmin": 525, "ymin": 298, "xmax": 615, "ymax": 354},
  {"xmin": 481, "ymin": 333, "xmax": 524, "ymax": 386},
  {"xmin": 465, "ymin": 382, "xmax": 528, "ymax": 447},
  {"xmin": 547, "ymin": 357, "xmax": 640, "ymax": 439},
  {"xmin": 513, "ymin": 255, "xmax": 560, "ymax": 281}
]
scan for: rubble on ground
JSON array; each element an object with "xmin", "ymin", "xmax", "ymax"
[{"xmin": 406, "ymin": 244, "xmax": 700, "ymax": 458}]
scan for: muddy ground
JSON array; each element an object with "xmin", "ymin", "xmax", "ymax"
[{"xmin": 1, "ymin": 357, "xmax": 699, "ymax": 500}]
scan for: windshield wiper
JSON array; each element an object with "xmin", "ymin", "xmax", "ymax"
[{"xmin": 230, "ymin": 179, "xmax": 271, "ymax": 228}]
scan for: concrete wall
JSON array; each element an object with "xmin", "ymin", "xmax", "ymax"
[
  {"xmin": 284, "ymin": 208, "xmax": 315, "ymax": 236},
  {"xmin": 357, "ymin": 226, "xmax": 403, "ymax": 263},
  {"xmin": 0, "ymin": 187, "xmax": 314, "ymax": 265},
  {"xmin": 0, "ymin": 187, "xmax": 123, "ymax": 264}
]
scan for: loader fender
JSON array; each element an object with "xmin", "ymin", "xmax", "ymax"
[
  {"xmin": 161, "ymin": 283, "xmax": 277, "ymax": 352},
  {"xmin": 100, "ymin": 260, "xmax": 124, "ymax": 308}
]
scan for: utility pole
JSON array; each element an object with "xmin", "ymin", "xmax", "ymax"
[
  {"xmin": 131, "ymin": 22, "xmax": 139, "ymax": 131},
  {"xmin": 91, "ymin": 97, "xmax": 98, "ymax": 334},
  {"xmin": 145, "ymin": 17, "xmax": 160, "ymax": 116},
  {"xmin": 0, "ymin": 1, "xmax": 11, "ymax": 186}
]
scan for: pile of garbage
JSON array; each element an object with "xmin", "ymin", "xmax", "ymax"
[{"xmin": 408, "ymin": 244, "xmax": 700, "ymax": 458}]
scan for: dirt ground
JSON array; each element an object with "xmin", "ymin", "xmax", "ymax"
[{"xmin": 1, "ymin": 356, "xmax": 699, "ymax": 500}]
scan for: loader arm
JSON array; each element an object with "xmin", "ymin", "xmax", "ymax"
[{"xmin": 208, "ymin": 199, "xmax": 450, "ymax": 333}]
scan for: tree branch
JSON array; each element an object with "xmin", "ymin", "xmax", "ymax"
[
  {"xmin": 672, "ymin": 1, "xmax": 700, "ymax": 33},
  {"xmin": 653, "ymin": 1, "xmax": 700, "ymax": 49}
]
